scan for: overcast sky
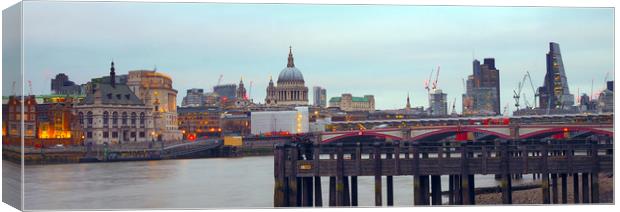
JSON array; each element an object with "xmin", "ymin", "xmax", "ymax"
[{"xmin": 7, "ymin": 1, "xmax": 614, "ymax": 112}]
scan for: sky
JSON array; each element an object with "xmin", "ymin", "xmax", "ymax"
[{"xmin": 6, "ymin": 1, "xmax": 615, "ymax": 112}]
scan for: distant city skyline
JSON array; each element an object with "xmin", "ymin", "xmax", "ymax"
[{"xmin": 6, "ymin": 1, "xmax": 614, "ymax": 112}]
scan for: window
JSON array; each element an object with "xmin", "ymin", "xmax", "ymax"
[
  {"xmin": 130, "ymin": 132, "xmax": 136, "ymax": 138},
  {"xmin": 78, "ymin": 112, "xmax": 84, "ymax": 124},
  {"xmin": 112, "ymin": 132, "xmax": 118, "ymax": 138},
  {"xmin": 140, "ymin": 112, "xmax": 145, "ymax": 125},
  {"xmin": 103, "ymin": 131, "xmax": 109, "ymax": 138},
  {"xmin": 86, "ymin": 111, "xmax": 93, "ymax": 127},
  {"xmin": 112, "ymin": 112, "xmax": 118, "ymax": 126},
  {"xmin": 122, "ymin": 112, "xmax": 128, "ymax": 125},
  {"xmin": 86, "ymin": 131, "xmax": 93, "ymax": 138},
  {"xmin": 131, "ymin": 112, "xmax": 137, "ymax": 126},
  {"xmin": 139, "ymin": 131, "xmax": 145, "ymax": 138},
  {"xmin": 103, "ymin": 111, "xmax": 109, "ymax": 126}
]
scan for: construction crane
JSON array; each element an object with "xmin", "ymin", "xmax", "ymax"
[
  {"xmin": 424, "ymin": 69, "xmax": 434, "ymax": 93},
  {"xmin": 513, "ymin": 71, "xmax": 538, "ymax": 110},
  {"xmin": 522, "ymin": 93, "xmax": 531, "ymax": 108},
  {"xmin": 216, "ymin": 74, "xmax": 223, "ymax": 86},
  {"xmin": 431, "ymin": 65, "xmax": 441, "ymax": 90},
  {"xmin": 520, "ymin": 71, "xmax": 538, "ymax": 108},
  {"xmin": 248, "ymin": 81, "xmax": 253, "ymax": 101}
]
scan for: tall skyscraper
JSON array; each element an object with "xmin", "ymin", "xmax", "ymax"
[
  {"xmin": 462, "ymin": 58, "xmax": 500, "ymax": 115},
  {"xmin": 312, "ymin": 86, "xmax": 327, "ymax": 108},
  {"xmin": 538, "ymin": 42, "xmax": 574, "ymax": 109}
]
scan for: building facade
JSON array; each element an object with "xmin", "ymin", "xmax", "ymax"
[
  {"xmin": 75, "ymin": 62, "xmax": 156, "ymax": 145},
  {"xmin": 462, "ymin": 58, "xmax": 501, "ymax": 115},
  {"xmin": 265, "ymin": 47, "xmax": 309, "ymax": 106},
  {"xmin": 329, "ymin": 93, "xmax": 375, "ymax": 112},
  {"xmin": 51, "ymin": 73, "xmax": 84, "ymax": 95},
  {"xmin": 214, "ymin": 84, "xmax": 237, "ymax": 100},
  {"xmin": 429, "ymin": 89, "xmax": 448, "ymax": 116},
  {"xmin": 182, "ymin": 88, "xmax": 206, "ymax": 107},
  {"xmin": 177, "ymin": 106, "xmax": 222, "ymax": 139},
  {"xmin": 127, "ymin": 69, "xmax": 182, "ymax": 141},
  {"xmin": 313, "ymin": 86, "xmax": 327, "ymax": 108},
  {"xmin": 538, "ymin": 42, "xmax": 574, "ymax": 109}
]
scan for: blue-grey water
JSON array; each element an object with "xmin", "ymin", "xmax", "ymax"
[{"xmin": 5, "ymin": 157, "xmax": 537, "ymax": 210}]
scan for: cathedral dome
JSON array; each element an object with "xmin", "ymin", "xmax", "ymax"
[
  {"xmin": 278, "ymin": 67, "xmax": 304, "ymax": 83},
  {"xmin": 277, "ymin": 46, "xmax": 305, "ymax": 83}
]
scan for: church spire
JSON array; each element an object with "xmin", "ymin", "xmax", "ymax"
[
  {"xmin": 110, "ymin": 61, "xmax": 116, "ymax": 88},
  {"xmin": 406, "ymin": 92, "xmax": 411, "ymax": 110},
  {"xmin": 287, "ymin": 46, "xmax": 295, "ymax": 68}
]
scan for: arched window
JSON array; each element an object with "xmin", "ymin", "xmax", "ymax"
[
  {"xmin": 131, "ymin": 112, "xmax": 137, "ymax": 126},
  {"xmin": 78, "ymin": 112, "xmax": 84, "ymax": 125},
  {"xmin": 103, "ymin": 111, "xmax": 109, "ymax": 127},
  {"xmin": 86, "ymin": 111, "xmax": 93, "ymax": 127},
  {"xmin": 140, "ymin": 112, "xmax": 145, "ymax": 126},
  {"xmin": 112, "ymin": 112, "xmax": 118, "ymax": 126},
  {"xmin": 122, "ymin": 112, "xmax": 128, "ymax": 125}
]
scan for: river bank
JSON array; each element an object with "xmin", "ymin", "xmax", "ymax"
[{"xmin": 476, "ymin": 172, "xmax": 614, "ymax": 204}]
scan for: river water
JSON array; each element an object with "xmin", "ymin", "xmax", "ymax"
[{"xmin": 8, "ymin": 157, "xmax": 537, "ymax": 210}]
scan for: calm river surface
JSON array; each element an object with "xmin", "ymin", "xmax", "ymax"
[{"xmin": 12, "ymin": 156, "xmax": 537, "ymax": 210}]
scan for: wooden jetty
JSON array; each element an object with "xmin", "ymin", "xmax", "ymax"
[{"xmin": 273, "ymin": 138, "xmax": 613, "ymax": 207}]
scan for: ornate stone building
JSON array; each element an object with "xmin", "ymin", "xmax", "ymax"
[
  {"xmin": 75, "ymin": 62, "xmax": 155, "ymax": 145},
  {"xmin": 265, "ymin": 47, "xmax": 309, "ymax": 106},
  {"xmin": 329, "ymin": 93, "xmax": 375, "ymax": 112},
  {"xmin": 127, "ymin": 69, "xmax": 182, "ymax": 141}
]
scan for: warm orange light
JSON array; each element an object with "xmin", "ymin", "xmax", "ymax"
[{"xmin": 563, "ymin": 128, "xmax": 569, "ymax": 132}]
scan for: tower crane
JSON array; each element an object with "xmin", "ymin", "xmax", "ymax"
[
  {"xmin": 217, "ymin": 74, "xmax": 223, "ymax": 86},
  {"xmin": 424, "ymin": 69, "xmax": 434, "ymax": 93},
  {"xmin": 249, "ymin": 81, "xmax": 253, "ymax": 101},
  {"xmin": 431, "ymin": 65, "xmax": 441, "ymax": 90}
]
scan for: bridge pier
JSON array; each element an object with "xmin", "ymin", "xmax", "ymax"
[{"xmin": 373, "ymin": 143, "xmax": 383, "ymax": 207}]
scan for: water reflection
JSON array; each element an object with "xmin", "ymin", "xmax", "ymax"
[{"xmin": 18, "ymin": 156, "xmax": 535, "ymax": 210}]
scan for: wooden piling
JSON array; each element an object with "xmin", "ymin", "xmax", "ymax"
[
  {"xmin": 313, "ymin": 144, "xmax": 322, "ymax": 207},
  {"xmin": 314, "ymin": 176, "xmax": 323, "ymax": 207},
  {"xmin": 302, "ymin": 177, "xmax": 313, "ymax": 207},
  {"xmin": 373, "ymin": 142, "xmax": 383, "ymax": 206},
  {"xmin": 387, "ymin": 152, "xmax": 394, "ymax": 206},
  {"xmin": 573, "ymin": 173, "xmax": 580, "ymax": 204},
  {"xmin": 561, "ymin": 174, "xmax": 568, "ymax": 204},
  {"xmin": 541, "ymin": 142, "xmax": 550, "ymax": 204},
  {"xmin": 448, "ymin": 175, "xmax": 455, "ymax": 205},
  {"xmin": 412, "ymin": 142, "xmax": 422, "ymax": 206},
  {"xmin": 501, "ymin": 141, "xmax": 512, "ymax": 204},
  {"xmin": 329, "ymin": 176, "xmax": 336, "ymax": 206},
  {"xmin": 336, "ymin": 144, "xmax": 344, "ymax": 206},
  {"xmin": 431, "ymin": 175, "xmax": 442, "ymax": 205},
  {"xmin": 461, "ymin": 143, "xmax": 473, "ymax": 205},
  {"xmin": 273, "ymin": 144, "xmax": 286, "ymax": 207},
  {"xmin": 351, "ymin": 142, "xmax": 361, "ymax": 207},
  {"xmin": 582, "ymin": 173, "xmax": 590, "ymax": 203},
  {"xmin": 551, "ymin": 174, "xmax": 558, "ymax": 204},
  {"xmin": 590, "ymin": 141, "xmax": 599, "ymax": 203},
  {"xmin": 343, "ymin": 176, "xmax": 351, "ymax": 206}
]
